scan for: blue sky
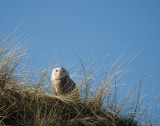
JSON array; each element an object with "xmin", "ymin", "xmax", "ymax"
[{"xmin": 0, "ymin": 0, "xmax": 160, "ymax": 112}]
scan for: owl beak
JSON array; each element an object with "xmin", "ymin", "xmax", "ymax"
[{"xmin": 59, "ymin": 71, "xmax": 63, "ymax": 76}]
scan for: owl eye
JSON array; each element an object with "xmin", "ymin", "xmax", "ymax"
[{"xmin": 56, "ymin": 70, "xmax": 58, "ymax": 72}]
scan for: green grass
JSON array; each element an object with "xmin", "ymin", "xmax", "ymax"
[{"xmin": 0, "ymin": 36, "xmax": 159, "ymax": 126}]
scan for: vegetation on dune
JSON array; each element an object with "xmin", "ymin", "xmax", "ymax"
[{"xmin": 0, "ymin": 35, "xmax": 159, "ymax": 126}]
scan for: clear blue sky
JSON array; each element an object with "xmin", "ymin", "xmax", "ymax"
[{"xmin": 0, "ymin": 0, "xmax": 160, "ymax": 111}]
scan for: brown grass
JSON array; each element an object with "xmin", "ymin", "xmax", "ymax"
[{"xmin": 0, "ymin": 35, "xmax": 158, "ymax": 126}]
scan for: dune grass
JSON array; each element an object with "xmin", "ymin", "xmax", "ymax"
[{"xmin": 0, "ymin": 36, "xmax": 159, "ymax": 126}]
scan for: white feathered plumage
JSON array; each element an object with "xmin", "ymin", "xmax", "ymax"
[{"xmin": 50, "ymin": 67, "xmax": 76, "ymax": 95}]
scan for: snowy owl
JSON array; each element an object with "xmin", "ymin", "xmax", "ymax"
[{"xmin": 50, "ymin": 67, "xmax": 76, "ymax": 96}]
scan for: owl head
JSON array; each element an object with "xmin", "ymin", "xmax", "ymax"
[{"xmin": 51, "ymin": 67, "xmax": 69, "ymax": 80}]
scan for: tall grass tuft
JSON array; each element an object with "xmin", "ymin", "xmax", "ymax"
[{"xmin": 0, "ymin": 36, "xmax": 159, "ymax": 126}]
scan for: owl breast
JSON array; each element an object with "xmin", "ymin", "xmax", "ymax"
[{"xmin": 51, "ymin": 76, "xmax": 75, "ymax": 95}]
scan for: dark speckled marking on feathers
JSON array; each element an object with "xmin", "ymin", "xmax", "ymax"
[
  {"xmin": 51, "ymin": 76, "xmax": 76, "ymax": 96},
  {"xmin": 59, "ymin": 76, "xmax": 76, "ymax": 94}
]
